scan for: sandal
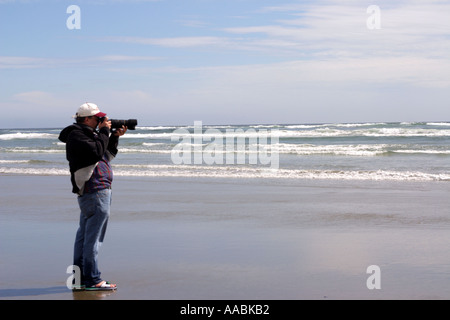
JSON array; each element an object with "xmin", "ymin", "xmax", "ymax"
[{"xmin": 86, "ymin": 281, "xmax": 117, "ymax": 291}]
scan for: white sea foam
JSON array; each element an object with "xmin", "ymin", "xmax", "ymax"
[
  {"xmin": 128, "ymin": 143, "xmax": 450, "ymax": 157},
  {"xmin": 121, "ymin": 128, "xmax": 450, "ymax": 140},
  {"xmin": 272, "ymin": 143, "xmax": 388, "ymax": 156},
  {"xmin": 0, "ymin": 132, "xmax": 58, "ymax": 140},
  {"xmin": 0, "ymin": 160, "xmax": 29, "ymax": 164},
  {"xmin": 0, "ymin": 167, "xmax": 69, "ymax": 175},
  {"xmin": 274, "ymin": 128, "xmax": 450, "ymax": 138},
  {"xmin": 285, "ymin": 124, "xmax": 324, "ymax": 129},
  {"xmin": 0, "ymin": 147, "xmax": 64, "ymax": 153},
  {"xmin": 142, "ymin": 142, "xmax": 168, "ymax": 147},
  {"xmin": 119, "ymin": 148, "xmax": 173, "ymax": 154},
  {"xmin": 110, "ymin": 164, "xmax": 450, "ymax": 181},
  {"xmin": 426, "ymin": 122, "xmax": 450, "ymax": 126},
  {"xmin": 393, "ymin": 150, "xmax": 450, "ymax": 155},
  {"xmin": 137, "ymin": 126, "xmax": 178, "ymax": 130},
  {"xmin": 2, "ymin": 163, "xmax": 449, "ymax": 182}
]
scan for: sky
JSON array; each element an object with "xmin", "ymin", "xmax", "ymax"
[{"xmin": 1, "ymin": 0, "xmax": 450, "ymax": 128}]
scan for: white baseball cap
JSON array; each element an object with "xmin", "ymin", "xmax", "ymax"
[{"xmin": 75, "ymin": 103, "xmax": 107, "ymax": 118}]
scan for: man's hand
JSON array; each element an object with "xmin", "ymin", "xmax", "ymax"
[
  {"xmin": 114, "ymin": 125, "xmax": 127, "ymax": 137},
  {"xmin": 98, "ymin": 117, "xmax": 111, "ymax": 130}
]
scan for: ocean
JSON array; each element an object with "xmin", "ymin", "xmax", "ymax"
[
  {"xmin": 0, "ymin": 122, "xmax": 450, "ymax": 181},
  {"xmin": 1, "ymin": 121, "xmax": 450, "ymax": 182}
]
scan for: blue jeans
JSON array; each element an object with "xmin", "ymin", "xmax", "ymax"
[{"xmin": 74, "ymin": 188, "xmax": 111, "ymax": 287}]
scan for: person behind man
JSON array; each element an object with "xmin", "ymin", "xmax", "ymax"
[{"xmin": 59, "ymin": 103, "xmax": 127, "ymax": 291}]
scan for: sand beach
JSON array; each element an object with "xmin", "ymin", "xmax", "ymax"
[{"xmin": 2, "ymin": 174, "xmax": 450, "ymax": 300}]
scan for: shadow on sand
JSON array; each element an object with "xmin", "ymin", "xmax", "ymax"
[
  {"xmin": 0, "ymin": 286, "xmax": 68, "ymax": 298},
  {"xmin": 0, "ymin": 286, "xmax": 117, "ymax": 300}
]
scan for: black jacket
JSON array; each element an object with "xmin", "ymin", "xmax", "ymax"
[{"xmin": 58, "ymin": 123, "xmax": 119, "ymax": 195}]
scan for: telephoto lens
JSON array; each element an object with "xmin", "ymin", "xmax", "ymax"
[{"xmin": 110, "ymin": 119, "xmax": 138, "ymax": 130}]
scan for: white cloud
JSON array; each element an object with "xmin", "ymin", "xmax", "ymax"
[
  {"xmin": 13, "ymin": 91, "xmax": 64, "ymax": 105},
  {"xmin": 0, "ymin": 56, "xmax": 48, "ymax": 69},
  {"xmin": 172, "ymin": 56, "xmax": 450, "ymax": 110},
  {"xmin": 0, "ymin": 91, "xmax": 75, "ymax": 127},
  {"xmin": 0, "ymin": 55, "xmax": 160, "ymax": 69},
  {"xmin": 226, "ymin": 3, "xmax": 450, "ymax": 59},
  {"xmin": 102, "ymin": 36, "xmax": 227, "ymax": 48},
  {"xmin": 176, "ymin": 19, "xmax": 210, "ymax": 28},
  {"xmin": 97, "ymin": 2, "xmax": 450, "ymax": 62},
  {"xmin": 95, "ymin": 55, "xmax": 160, "ymax": 62}
]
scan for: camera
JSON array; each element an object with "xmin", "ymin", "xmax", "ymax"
[
  {"xmin": 99, "ymin": 118, "xmax": 138, "ymax": 130},
  {"xmin": 111, "ymin": 119, "xmax": 138, "ymax": 130}
]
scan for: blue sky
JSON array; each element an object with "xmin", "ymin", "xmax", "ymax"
[{"xmin": 1, "ymin": 0, "xmax": 450, "ymax": 128}]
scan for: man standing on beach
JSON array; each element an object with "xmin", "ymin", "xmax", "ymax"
[{"xmin": 59, "ymin": 103, "xmax": 127, "ymax": 291}]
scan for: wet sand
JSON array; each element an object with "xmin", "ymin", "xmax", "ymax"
[{"xmin": 2, "ymin": 175, "xmax": 450, "ymax": 300}]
